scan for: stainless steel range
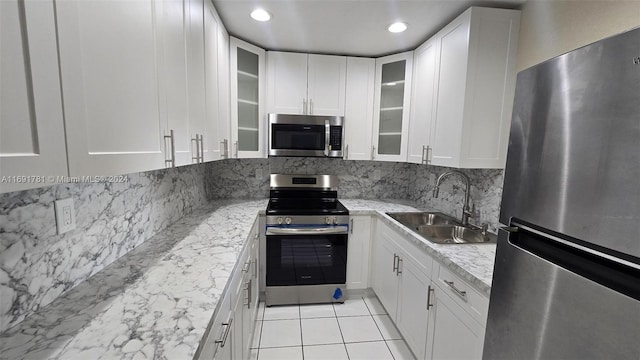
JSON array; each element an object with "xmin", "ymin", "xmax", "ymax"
[{"xmin": 265, "ymin": 174, "xmax": 349, "ymax": 306}]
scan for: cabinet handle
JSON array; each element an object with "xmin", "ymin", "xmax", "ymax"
[
  {"xmin": 309, "ymin": 99, "xmax": 313, "ymax": 114},
  {"xmin": 397, "ymin": 258, "xmax": 403, "ymax": 276},
  {"xmin": 242, "ymin": 261, "xmax": 250, "ymax": 273},
  {"xmin": 199, "ymin": 134, "xmax": 204, "ymax": 162},
  {"xmin": 422, "ymin": 145, "xmax": 427, "ymax": 164},
  {"xmin": 164, "ymin": 130, "xmax": 175, "ymax": 168},
  {"xmin": 427, "ymin": 285, "xmax": 434, "ymax": 310},
  {"xmin": 426, "ymin": 145, "xmax": 432, "ymax": 164},
  {"xmin": 234, "ymin": 141, "xmax": 238, "ymax": 158},
  {"xmin": 252, "ymin": 259, "xmax": 257, "ymax": 278},
  {"xmin": 215, "ymin": 318, "xmax": 233, "ymax": 347},
  {"xmin": 443, "ymin": 280, "xmax": 467, "ymax": 302},
  {"xmin": 344, "ymin": 144, "xmax": 349, "ymax": 160},
  {"xmin": 371, "ymin": 146, "xmax": 376, "ymax": 160},
  {"xmin": 303, "ymin": 98, "xmax": 307, "ymax": 114},
  {"xmin": 191, "ymin": 135, "xmax": 200, "ymax": 163},
  {"xmin": 350, "ymin": 219, "xmax": 354, "ymax": 234},
  {"xmin": 220, "ymin": 139, "xmax": 228, "ymax": 158},
  {"xmin": 392, "ymin": 253, "xmax": 398, "ymax": 273}
]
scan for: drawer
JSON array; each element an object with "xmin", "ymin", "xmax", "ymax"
[
  {"xmin": 379, "ymin": 220, "xmax": 432, "ymax": 277},
  {"xmin": 436, "ymin": 264, "xmax": 489, "ymax": 325}
]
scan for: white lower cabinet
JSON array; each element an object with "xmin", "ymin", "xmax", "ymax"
[
  {"xmin": 372, "ymin": 219, "xmax": 489, "ymax": 360},
  {"xmin": 346, "ymin": 215, "xmax": 372, "ymax": 289},
  {"xmin": 198, "ymin": 218, "xmax": 259, "ymax": 360}
]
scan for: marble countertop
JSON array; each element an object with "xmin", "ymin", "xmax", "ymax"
[{"xmin": 0, "ymin": 198, "xmax": 495, "ymax": 360}]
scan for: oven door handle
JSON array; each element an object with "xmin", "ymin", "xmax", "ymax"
[{"xmin": 266, "ymin": 226, "xmax": 349, "ymax": 235}]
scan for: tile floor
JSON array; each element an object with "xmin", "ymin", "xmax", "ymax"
[{"xmin": 250, "ymin": 296, "xmax": 416, "ymax": 360}]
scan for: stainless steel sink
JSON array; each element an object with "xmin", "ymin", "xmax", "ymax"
[
  {"xmin": 386, "ymin": 212, "xmax": 460, "ymax": 226},
  {"xmin": 386, "ymin": 212, "xmax": 496, "ymax": 244}
]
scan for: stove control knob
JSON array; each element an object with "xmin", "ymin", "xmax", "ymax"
[
  {"xmin": 332, "ymin": 216, "xmax": 338, "ymax": 225},
  {"xmin": 285, "ymin": 217, "xmax": 292, "ymax": 225},
  {"xmin": 325, "ymin": 217, "xmax": 331, "ymax": 225},
  {"xmin": 277, "ymin": 217, "xmax": 283, "ymax": 225}
]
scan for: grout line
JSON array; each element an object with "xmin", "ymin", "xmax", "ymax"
[
  {"xmin": 299, "ymin": 305, "xmax": 304, "ymax": 360},
  {"xmin": 332, "ymin": 298, "xmax": 350, "ymax": 360},
  {"xmin": 364, "ymin": 296, "xmax": 399, "ymax": 359}
]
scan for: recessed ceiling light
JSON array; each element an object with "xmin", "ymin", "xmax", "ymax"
[
  {"xmin": 388, "ymin": 22, "xmax": 408, "ymax": 33},
  {"xmin": 251, "ymin": 9, "xmax": 271, "ymax": 22}
]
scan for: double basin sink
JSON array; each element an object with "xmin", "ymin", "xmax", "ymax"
[{"xmin": 386, "ymin": 212, "xmax": 496, "ymax": 245}]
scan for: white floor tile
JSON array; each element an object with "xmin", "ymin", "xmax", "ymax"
[
  {"xmin": 249, "ymin": 348, "xmax": 259, "ymax": 360},
  {"xmin": 372, "ymin": 314, "xmax": 402, "ymax": 340},
  {"xmin": 345, "ymin": 341, "xmax": 394, "ymax": 360},
  {"xmin": 301, "ymin": 318, "xmax": 343, "ymax": 345},
  {"xmin": 258, "ymin": 346, "xmax": 303, "ymax": 360},
  {"xmin": 386, "ymin": 339, "xmax": 416, "ymax": 360},
  {"xmin": 263, "ymin": 305, "xmax": 299, "ymax": 320},
  {"xmin": 333, "ymin": 298, "xmax": 369, "ymax": 317},
  {"xmin": 299, "ymin": 304, "xmax": 335, "ymax": 318},
  {"xmin": 338, "ymin": 316, "xmax": 384, "ymax": 343},
  {"xmin": 259, "ymin": 320, "xmax": 301, "ymax": 348},
  {"xmin": 303, "ymin": 344, "xmax": 349, "ymax": 360},
  {"xmin": 364, "ymin": 296, "xmax": 387, "ymax": 315},
  {"xmin": 251, "ymin": 320, "xmax": 263, "ymax": 348}
]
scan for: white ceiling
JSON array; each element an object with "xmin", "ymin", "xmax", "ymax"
[{"xmin": 212, "ymin": 0, "xmax": 526, "ymax": 57}]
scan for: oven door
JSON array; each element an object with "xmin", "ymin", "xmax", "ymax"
[{"xmin": 266, "ymin": 228, "xmax": 348, "ymax": 286}]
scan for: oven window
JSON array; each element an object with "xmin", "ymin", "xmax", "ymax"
[
  {"xmin": 271, "ymin": 124, "xmax": 325, "ymax": 150},
  {"xmin": 266, "ymin": 234, "xmax": 347, "ymax": 286}
]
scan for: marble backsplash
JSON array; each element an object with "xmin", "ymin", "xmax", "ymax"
[
  {"xmin": 1, "ymin": 157, "xmax": 504, "ymax": 334},
  {"xmin": 0, "ymin": 164, "xmax": 207, "ymax": 333},
  {"xmin": 205, "ymin": 158, "xmax": 504, "ymax": 231}
]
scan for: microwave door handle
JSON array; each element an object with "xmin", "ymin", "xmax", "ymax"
[{"xmin": 325, "ymin": 121, "xmax": 330, "ymax": 156}]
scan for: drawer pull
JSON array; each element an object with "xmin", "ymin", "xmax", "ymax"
[
  {"xmin": 215, "ymin": 318, "xmax": 233, "ymax": 347},
  {"xmin": 392, "ymin": 253, "xmax": 399, "ymax": 273},
  {"xmin": 427, "ymin": 285, "xmax": 434, "ymax": 310},
  {"xmin": 444, "ymin": 280, "xmax": 467, "ymax": 302},
  {"xmin": 242, "ymin": 261, "xmax": 250, "ymax": 273}
]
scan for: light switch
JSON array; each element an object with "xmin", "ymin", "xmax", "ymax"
[{"xmin": 54, "ymin": 198, "xmax": 76, "ymax": 234}]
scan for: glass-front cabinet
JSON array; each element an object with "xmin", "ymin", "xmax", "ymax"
[
  {"xmin": 230, "ymin": 37, "xmax": 266, "ymax": 158},
  {"xmin": 372, "ymin": 51, "xmax": 413, "ymax": 162}
]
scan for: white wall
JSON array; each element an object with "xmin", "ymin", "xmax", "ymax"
[{"xmin": 516, "ymin": 0, "xmax": 640, "ymax": 71}]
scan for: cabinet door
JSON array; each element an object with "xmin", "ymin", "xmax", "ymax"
[
  {"xmin": 371, "ymin": 223, "xmax": 400, "ymax": 319},
  {"xmin": 231, "ymin": 289, "xmax": 244, "ymax": 360},
  {"xmin": 156, "ymin": 0, "xmax": 191, "ymax": 166},
  {"xmin": 346, "ymin": 216, "xmax": 372, "ymax": 289},
  {"xmin": 307, "ymin": 55, "xmax": 346, "ymax": 116},
  {"xmin": 430, "ymin": 12, "xmax": 469, "ymax": 167},
  {"xmin": 373, "ymin": 51, "xmax": 413, "ymax": 162},
  {"xmin": 57, "ymin": 0, "xmax": 165, "ymax": 176},
  {"xmin": 407, "ymin": 38, "xmax": 439, "ymax": 165},
  {"xmin": 344, "ymin": 57, "xmax": 375, "ymax": 161},
  {"xmin": 203, "ymin": 2, "xmax": 222, "ymax": 162},
  {"xmin": 0, "ymin": 0, "xmax": 67, "ymax": 193},
  {"xmin": 216, "ymin": 26, "xmax": 231, "ymax": 159},
  {"xmin": 266, "ymin": 52, "xmax": 308, "ymax": 115},
  {"xmin": 230, "ymin": 38, "xmax": 266, "ymax": 158},
  {"xmin": 186, "ymin": 0, "xmax": 207, "ymax": 165},
  {"xmin": 396, "ymin": 257, "xmax": 430, "ymax": 360},
  {"xmin": 426, "ymin": 285, "xmax": 485, "ymax": 360},
  {"xmin": 199, "ymin": 290, "xmax": 232, "ymax": 360}
]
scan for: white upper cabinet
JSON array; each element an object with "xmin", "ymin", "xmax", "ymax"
[
  {"xmin": 0, "ymin": 0, "xmax": 68, "ymax": 193},
  {"xmin": 216, "ymin": 24, "xmax": 231, "ymax": 160},
  {"xmin": 56, "ymin": 0, "xmax": 165, "ymax": 176},
  {"xmin": 185, "ymin": 0, "xmax": 207, "ymax": 165},
  {"xmin": 307, "ymin": 54, "xmax": 347, "ymax": 116},
  {"xmin": 430, "ymin": 7, "xmax": 520, "ymax": 168},
  {"xmin": 230, "ymin": 37, "xmax": 266, "ymax": 158},
  {"xmin": 372, "ymin": 51, "xmax": 413, "ymax": 162},
  {"xmin": 266, "ymin": 52, "xmax": 346, "ymax": 116},
  {"xmin": 203, "ymin": 1, "xmax": 220, "ymax": 161},
  {"xmin": 344, "ymin": 57, "xmax": 375, "ymax": 161},
  {"xmin": 407, "ymin": 37, "xmax": 439, "ymax": 165}
]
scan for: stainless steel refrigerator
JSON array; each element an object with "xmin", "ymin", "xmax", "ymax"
[{"xmin": 483, "ymin": 28, "xmax": 640, "ymax": 359}]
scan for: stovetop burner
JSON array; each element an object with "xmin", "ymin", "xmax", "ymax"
[{"xmin": 266, "ymin": 174, "xmax": 349, "ymax": 216}]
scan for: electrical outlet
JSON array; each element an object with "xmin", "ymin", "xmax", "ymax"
[{"xmin": 54, "ymin": 198, "xmax": 76, "ymax": 234}]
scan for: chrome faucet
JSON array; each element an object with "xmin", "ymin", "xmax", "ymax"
[{"xmin": 433, "ymin": 170, "xmax": 473, "ymax": 226}]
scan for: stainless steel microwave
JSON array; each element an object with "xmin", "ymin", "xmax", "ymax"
[{"xmin": 268, "ymin": 114, "xmax": 344, "ymax": 158}]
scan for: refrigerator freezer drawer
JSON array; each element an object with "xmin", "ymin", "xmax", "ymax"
[{"xmin": 483, "ymin": 228, "xmax": 640, "ymax": 360}]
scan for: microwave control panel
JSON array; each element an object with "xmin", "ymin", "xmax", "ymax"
[{"xmin": 329, "ymin": 126, "xmax": 342, "ymax": 151}]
